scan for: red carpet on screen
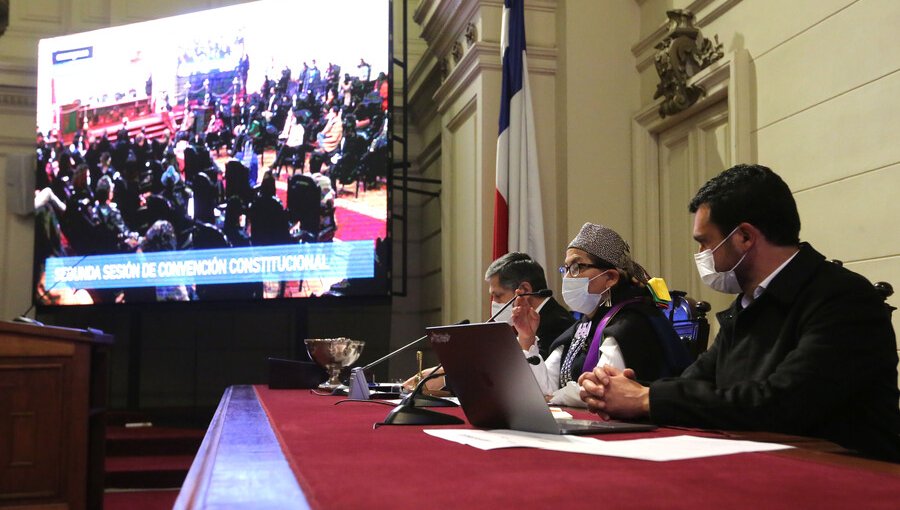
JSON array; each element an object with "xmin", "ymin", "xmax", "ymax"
[
  {"xmin": 333, "ymin": 206, "xmax": 386, "ymax": 241},
  {"xmin": 273, "ymin": 187, "xmax": 386, "ymax": 242}
]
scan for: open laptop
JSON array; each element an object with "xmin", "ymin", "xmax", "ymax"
[{"xmin": 427, "ymin": 321, "xmax": 657, "ymax": 435}]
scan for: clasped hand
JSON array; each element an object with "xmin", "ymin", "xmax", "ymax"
[{"xmin": 577, "ymin": 365, "xmax": 651, "ymax": 420}]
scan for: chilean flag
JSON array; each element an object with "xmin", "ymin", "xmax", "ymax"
[{"xmin": 493, "ymin": 0, "xmax": 546, "ymax": 270}]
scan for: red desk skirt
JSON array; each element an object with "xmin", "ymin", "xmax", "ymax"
[{"xmin": 255, "ymin": 386, "xmax": 900, "ymax": 509}]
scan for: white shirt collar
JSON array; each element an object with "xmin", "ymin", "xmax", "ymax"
[
  {"xmin": 741, "ymin": 249, "xmax": 800, "ymax": 308},
  {"xmin": 534, "ymin": 296, "xmax": 550, "ymax": 313}
]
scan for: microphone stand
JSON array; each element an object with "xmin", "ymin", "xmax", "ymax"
[
  {"xmin": 347, "ymin": 319, "xmax": 469, "ymax": 401},
  {"xmin": 384, "ymin": 290, "xmax": 551, "ymax": 406},
  {"xmin": 487, "ymin": 288, "xmax": 553, "ymax": 322},
  {"xmin": 377, "ymin": 364, "xmax": 464, "ymax": 426},
  {"xmin": 374, "ymin": 290, "xmax": 552, "ymax": 426}
]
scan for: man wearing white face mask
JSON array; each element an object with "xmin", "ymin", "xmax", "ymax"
[
  {"xmin": 484, "ymin": 252, "xmax": 574, "ymax": 359},
  {"xmin": 579, "ymin": 164, "xmax": 900, "ymax": 462},
  {"xmin": 512, "ymin": 223, "xmax": 690, "ymax": 407},
  {"xmin": 402, "ymin": 252, "xmax": 572, "ymax": 391}
]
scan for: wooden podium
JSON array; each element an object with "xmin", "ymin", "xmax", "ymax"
[{"xmin": 0, "ymin": 321, "xmax": 113, "ymax": 510}]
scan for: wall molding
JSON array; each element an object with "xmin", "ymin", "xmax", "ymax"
[
  {"xmin": 0, "ymin": 135, "xmax": 34, "ymax": 149},
  {"xmin": 630, "ymin": 49, "xmax": 752, "ymax": 268},
  {"xmin": 0, "ymin": 85, "xmax": 37, "ymax": 124},
  {"xmin": 80, "ymin": 0, "xmax": 112, "ymax": 25},
  {"xmin": 413, "ymin": 0, "xmax": 438, "ymax": 25},
  {"xmin": 433, "ymin": 40, "xmax": 556, "ymax": 115},
  {"xmin": 434, "ymin": 42, "xmax": 496, "ymax": 115},
  {"xmin": 414, "ymin": 134, "xmax": 443, "ymax": 173},
  {"xmin": 0, "ymin": 60, "xmax": 38, "ymax": 81},
  {"xmin": 420, "ymin": 0, "xmax": 478, "ymax": 63},
  {"xmin": 445, "ymin": 94, "xmax": 478, "ymax": 133},
  {"xmin": 408, "ymin": 61, "xmax": 442, "ymax": 129},
  {"xmin": 18, "ymin": 0, "xmax": 64, "ymax": 25},
  {"xmin": 0, "ymin": 86, "xmax": 36, "ymax": 110}
]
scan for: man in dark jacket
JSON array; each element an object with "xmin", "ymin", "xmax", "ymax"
[
  {"xmin": 579, "ymin": 164, "xmax": 900, "ymax": 462},
  {"xmin": 485, "ymin": 252, "xmax": 574, "ymax": 359}
]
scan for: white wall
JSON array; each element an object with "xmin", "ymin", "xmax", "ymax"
[{"xmin": 559, "ymin": 0, "xmax": 641, "ymax": 247}]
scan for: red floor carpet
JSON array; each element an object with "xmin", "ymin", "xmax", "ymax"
[{"xmin": 104, "ymin": 488, "xmax": 179, "ymax": 510}]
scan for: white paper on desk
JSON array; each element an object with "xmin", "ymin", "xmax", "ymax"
[
  {"xmin": 424, "ymin": 429, "xmax": 596, "ymax": 452},
  {"xmin": 592, "ymin": 435, "xmax": 792, "ymax": 461},
  {"xmin": 423, "ymin": 430, "xmax": 792, "ymax": 461}
]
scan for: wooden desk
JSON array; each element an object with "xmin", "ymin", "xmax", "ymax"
[
  {"xmin": 177, "ymin": 385, "xmax": 900, "ymax": 509},
  {"xmin": 0, "ymin": 321, "xmax": 113, "ymax": 510}
]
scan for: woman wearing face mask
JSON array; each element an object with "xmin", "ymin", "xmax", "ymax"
[{"xmin": 512, "ymin": 223, "xmax": 688, "ymax": 407}]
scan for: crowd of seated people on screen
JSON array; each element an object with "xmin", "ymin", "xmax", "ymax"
[{"xmin": 33, "ymin": 54, "xmax": 390, "ymax": 304}]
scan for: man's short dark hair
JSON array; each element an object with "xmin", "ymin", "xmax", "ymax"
[
  {"xmin": 484, "ymin": 252, "xmax": 548, "ymax": 291},
  {"xmin": 689, "ymin": 164, "xmax": 801, "ymax": 246}
]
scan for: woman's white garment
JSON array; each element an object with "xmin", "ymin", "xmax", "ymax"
[{"xmin": 525, "ymin": 334, "xmax": 625, "ymax": 407}]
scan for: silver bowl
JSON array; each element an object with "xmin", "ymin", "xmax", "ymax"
[{"xmin": 304, "ymin": 338, "xmax": 365, "ymax": 389}]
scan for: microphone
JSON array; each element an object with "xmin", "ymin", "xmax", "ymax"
[
  {"xmin": 347, "ymin": 319, "xmax": 470, "ymax": 400},
  {"xmin": 487, "ymin": 288, "xmax": 553, "ymax": 322},
  {"xmin": 376, "ymin": 362, "xmax": 464, "ymax": 427}
]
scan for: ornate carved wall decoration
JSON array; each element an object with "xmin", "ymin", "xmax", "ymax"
[
  {"xmin": 652, "ymin": 9, "xmax": 724, "ymax": 118},
  {"xmin": 0, "ymin": 0, "xmax": 8, "ymax": 37},
  {"xmin": 451, "ymin": 41, "xmax": 463, "ymax": 64},
  {"xmin": 464, "ymin": 22, "xmax": 477, "ymax": 47},
  {"xmin": 439, "ymin": 57, "xmax": 449, "ymax": 81}
]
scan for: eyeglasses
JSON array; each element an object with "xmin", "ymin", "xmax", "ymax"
[{"xmin": 558, "ymin": 262, "xmax": 602, "ymax": 278}]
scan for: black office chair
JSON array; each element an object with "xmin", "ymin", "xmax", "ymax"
[
  {"xmin": 875, "ymin": 281, "xmax": 895, "ymax": 317},
  {"xmin": 192, "ymin": 172, "xmax": 217, "ymax": 224},
  {"xmin": 225, "ymin": 160, "xmax": 253, "ymax": 203},
  {"xmin": 668, "ymin": 290, "xmax": 712, "ymax": 360},
  {"xmin": 287, "ymin": 174, "xmax": 335, "ymax": 243}
]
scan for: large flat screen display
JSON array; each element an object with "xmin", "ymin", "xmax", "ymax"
[{"xmin": 33, "ymin": 0, "xmax": 391, "ymax": 305}]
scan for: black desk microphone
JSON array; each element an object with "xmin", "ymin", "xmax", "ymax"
[{"xmin": 346, "ymin": 319, "xmax": 470, "ymax": 401}]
